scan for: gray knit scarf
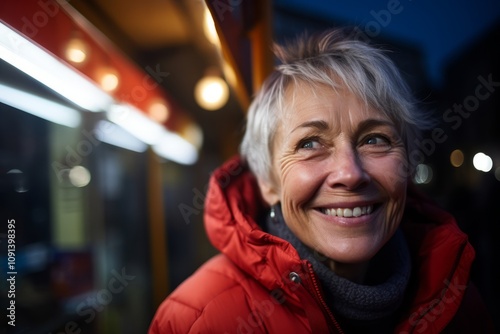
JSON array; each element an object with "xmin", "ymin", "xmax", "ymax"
[{"xmin": 265, "ymin": 204, "xmax": 411, "ymax": 323}]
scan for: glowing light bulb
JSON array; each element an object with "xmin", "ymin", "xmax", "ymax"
[
  {"xmin": 65, "ymin": 36, "xmax": 88, "ymax": 64},
  {"xmin": 96, "ymin": 67, "xmax": 119, "ymax": 92},
  {"xmin": 194, "ymin": 76, "xmax": 229, "ymax": 110},
  {"xmin": 148, "ymin": 100, "xmax": 169, "ymax": 123}
]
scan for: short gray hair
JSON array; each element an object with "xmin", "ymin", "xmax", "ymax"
[{"xmin": 240, "ymin": 27, "xmax": 433, "ymax": 183}]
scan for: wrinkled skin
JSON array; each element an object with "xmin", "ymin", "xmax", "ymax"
[{"xmin": 259, "ymin": 83, "xmax": 408, "ymax": 282}]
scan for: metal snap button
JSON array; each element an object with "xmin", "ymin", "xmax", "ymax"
[{"xmin": 289, "ymin": 272, "xmax": 301, "ymax": 284}]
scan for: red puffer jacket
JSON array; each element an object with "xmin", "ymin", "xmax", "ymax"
[{"xmin": 149, "ymin": 157, "xmax": 494, "ymax": 333}]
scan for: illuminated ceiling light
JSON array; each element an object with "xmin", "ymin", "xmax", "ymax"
[
  {"xmin": 69, "ymin": 166, "xmax": 91, "ymax": 187},
  {"xmin": 0, "ymin": 83, "xmax": 81, "ymax": 128},
  {"xmin": 473, "ymin": 152, "xmax": 493, "ymax": 172},
  {"xmin": 194, "ymin": 75, "xmax": 229, "ymax": 110},
  {"xmin": 101, "ymin": 73, "xmax": 119, "ymax": 92},
  {"xmin": 65, "ymin": 36, "xmax": 89, "ymax": 64},
  {"xmin": 148, "ymin": 99, "xmax": 170, "ymax": 123},
  {"xmin": 107, "ymin": 103, "xmax": 164, "ymax": 145},
  {"xmin": 0, "ymin": 22, "xmax": 114, "ymax": 112},
  {"xmin": 152, "ymin": 131, "xmax": 198, "ymax": 165},
  {"xmin": 181, "ymin": 123, "xmax": 204, "ymax": 150},
  {"xmin": 94, "ymin": 120, "xmax": 147, "ymax": 153},
  {"xmin": 450, "ymin": 149, "xmax": 464, "ymax": 167},
  {"xmin": 107, "ymin": 103, "xmax": 198, "ymax": 165},
  {"xmin": 96, "ymin": 67, "xmax": 119, "ymax": 92},
  {"xmin": 413, "ymin": 164, "xmax": 433, "ymax": 184},
  {"xmin": 203, "ymin": 6, "xmax": 220, "ymax": 46}
]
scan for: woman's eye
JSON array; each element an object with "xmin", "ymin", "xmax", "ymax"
[
  {"xmin": 364, "ymin": 135, "xmax": 389, "ymax": 146},
  {"xmin": 299, "ymin": 139, "xmax": 322, "ymax": 150}
]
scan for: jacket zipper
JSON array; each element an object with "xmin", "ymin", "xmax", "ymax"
[{"xmin": 305, "ymin": 262, "xmax": 344, "ymax": 334}]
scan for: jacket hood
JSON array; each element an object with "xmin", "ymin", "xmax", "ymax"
[
  {"xmin": 204, "ymin": 156, "xmax": 305, "ymax": 292},
  {"xmin": 204, "ymin": 156, "xmax": 476, "ymax": 332}
]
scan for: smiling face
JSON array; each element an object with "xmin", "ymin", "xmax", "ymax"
[{"xmin": 259, "ymin": 82, "xmax": 408, "ymax": 266}]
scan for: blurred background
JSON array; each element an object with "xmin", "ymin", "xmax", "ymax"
[{"xmin": 0, "ymin": 0, "xmax": 499, "ymax": 333}]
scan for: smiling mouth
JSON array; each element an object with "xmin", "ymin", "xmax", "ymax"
[{"xmin": 320, "ymin": 205, "xmax": 375, "ymax": 218}]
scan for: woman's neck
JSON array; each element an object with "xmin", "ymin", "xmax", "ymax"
[{"xmin": 325, "ymin": 259, "xmax": 369, "ymax": 284}]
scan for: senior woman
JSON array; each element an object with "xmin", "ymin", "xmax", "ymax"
[{"xmin": 149, "ymin": 28, "xmax": 493, "ymax": 333}]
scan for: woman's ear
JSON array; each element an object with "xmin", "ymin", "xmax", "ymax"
[{"xmin": 257, "ymin": 177, "xmax": 280, "ymax": 206}]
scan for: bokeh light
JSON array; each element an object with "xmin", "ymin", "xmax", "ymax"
[
  {"xmin": 194, "ymin": 76, "xmax": 229, "ymax": 110},
  {"xmin": 450, "ymin": 149, "xmax": 464, "ymax": 167},
  {"xmin": 473, "ymin": 152, "xmax": 493, "ymax": 172},
  {"xmin": 413, "ymin": 164, "xmax": 433, "ymax": 184},
  {"xmin": 69, "ymin": 166, "xmax": 91, "ymax": 187}
]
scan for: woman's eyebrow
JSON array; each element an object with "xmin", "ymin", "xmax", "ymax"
[
  {"xmin": 291, "ymin": 118, "xmax": 395, "ymax": 134},
  {"xmin": 292, "ymin": 120, "xmax": 330, "ymax": 133},
  {"xmin": 355, "ymin": 118, "xmax": 396, "ymax": 134}
]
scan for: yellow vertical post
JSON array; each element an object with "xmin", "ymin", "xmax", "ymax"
[
  {"xmin": 249, "ymin": 0, "xmax": 274, "ymax": 95},
  {"xmin": 147, "ymin": 148, "xmax": 169, "ymax": 308}
]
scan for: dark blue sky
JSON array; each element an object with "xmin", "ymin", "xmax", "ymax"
[{"xmin": 275, "ymin": 0, "xmax": 500, "ymax": 87}]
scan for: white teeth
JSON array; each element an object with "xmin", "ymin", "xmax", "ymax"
[
  {"xmin": 327, "ymin": 208, "xmax": 336, "ymax": 216},
  {"xmin": 343, "ymin": 208, "xmax": 353, "ymax": 217},
  {"xmin": 322, "ymin": 205, "xmax": 374, "ymax": 218},
  {"xmin": 353, "ymin": 207, "xmax": 361, "ymax": 217}
]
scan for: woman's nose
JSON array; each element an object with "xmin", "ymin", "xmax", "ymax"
[{"xmin": 325, "ymin": 146, "xmax": 369, "ymax": 190}]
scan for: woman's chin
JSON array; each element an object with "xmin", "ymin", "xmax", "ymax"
[{"xmin": 317, "ymin": 239, "xmax": 382, "ymax": 265}]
